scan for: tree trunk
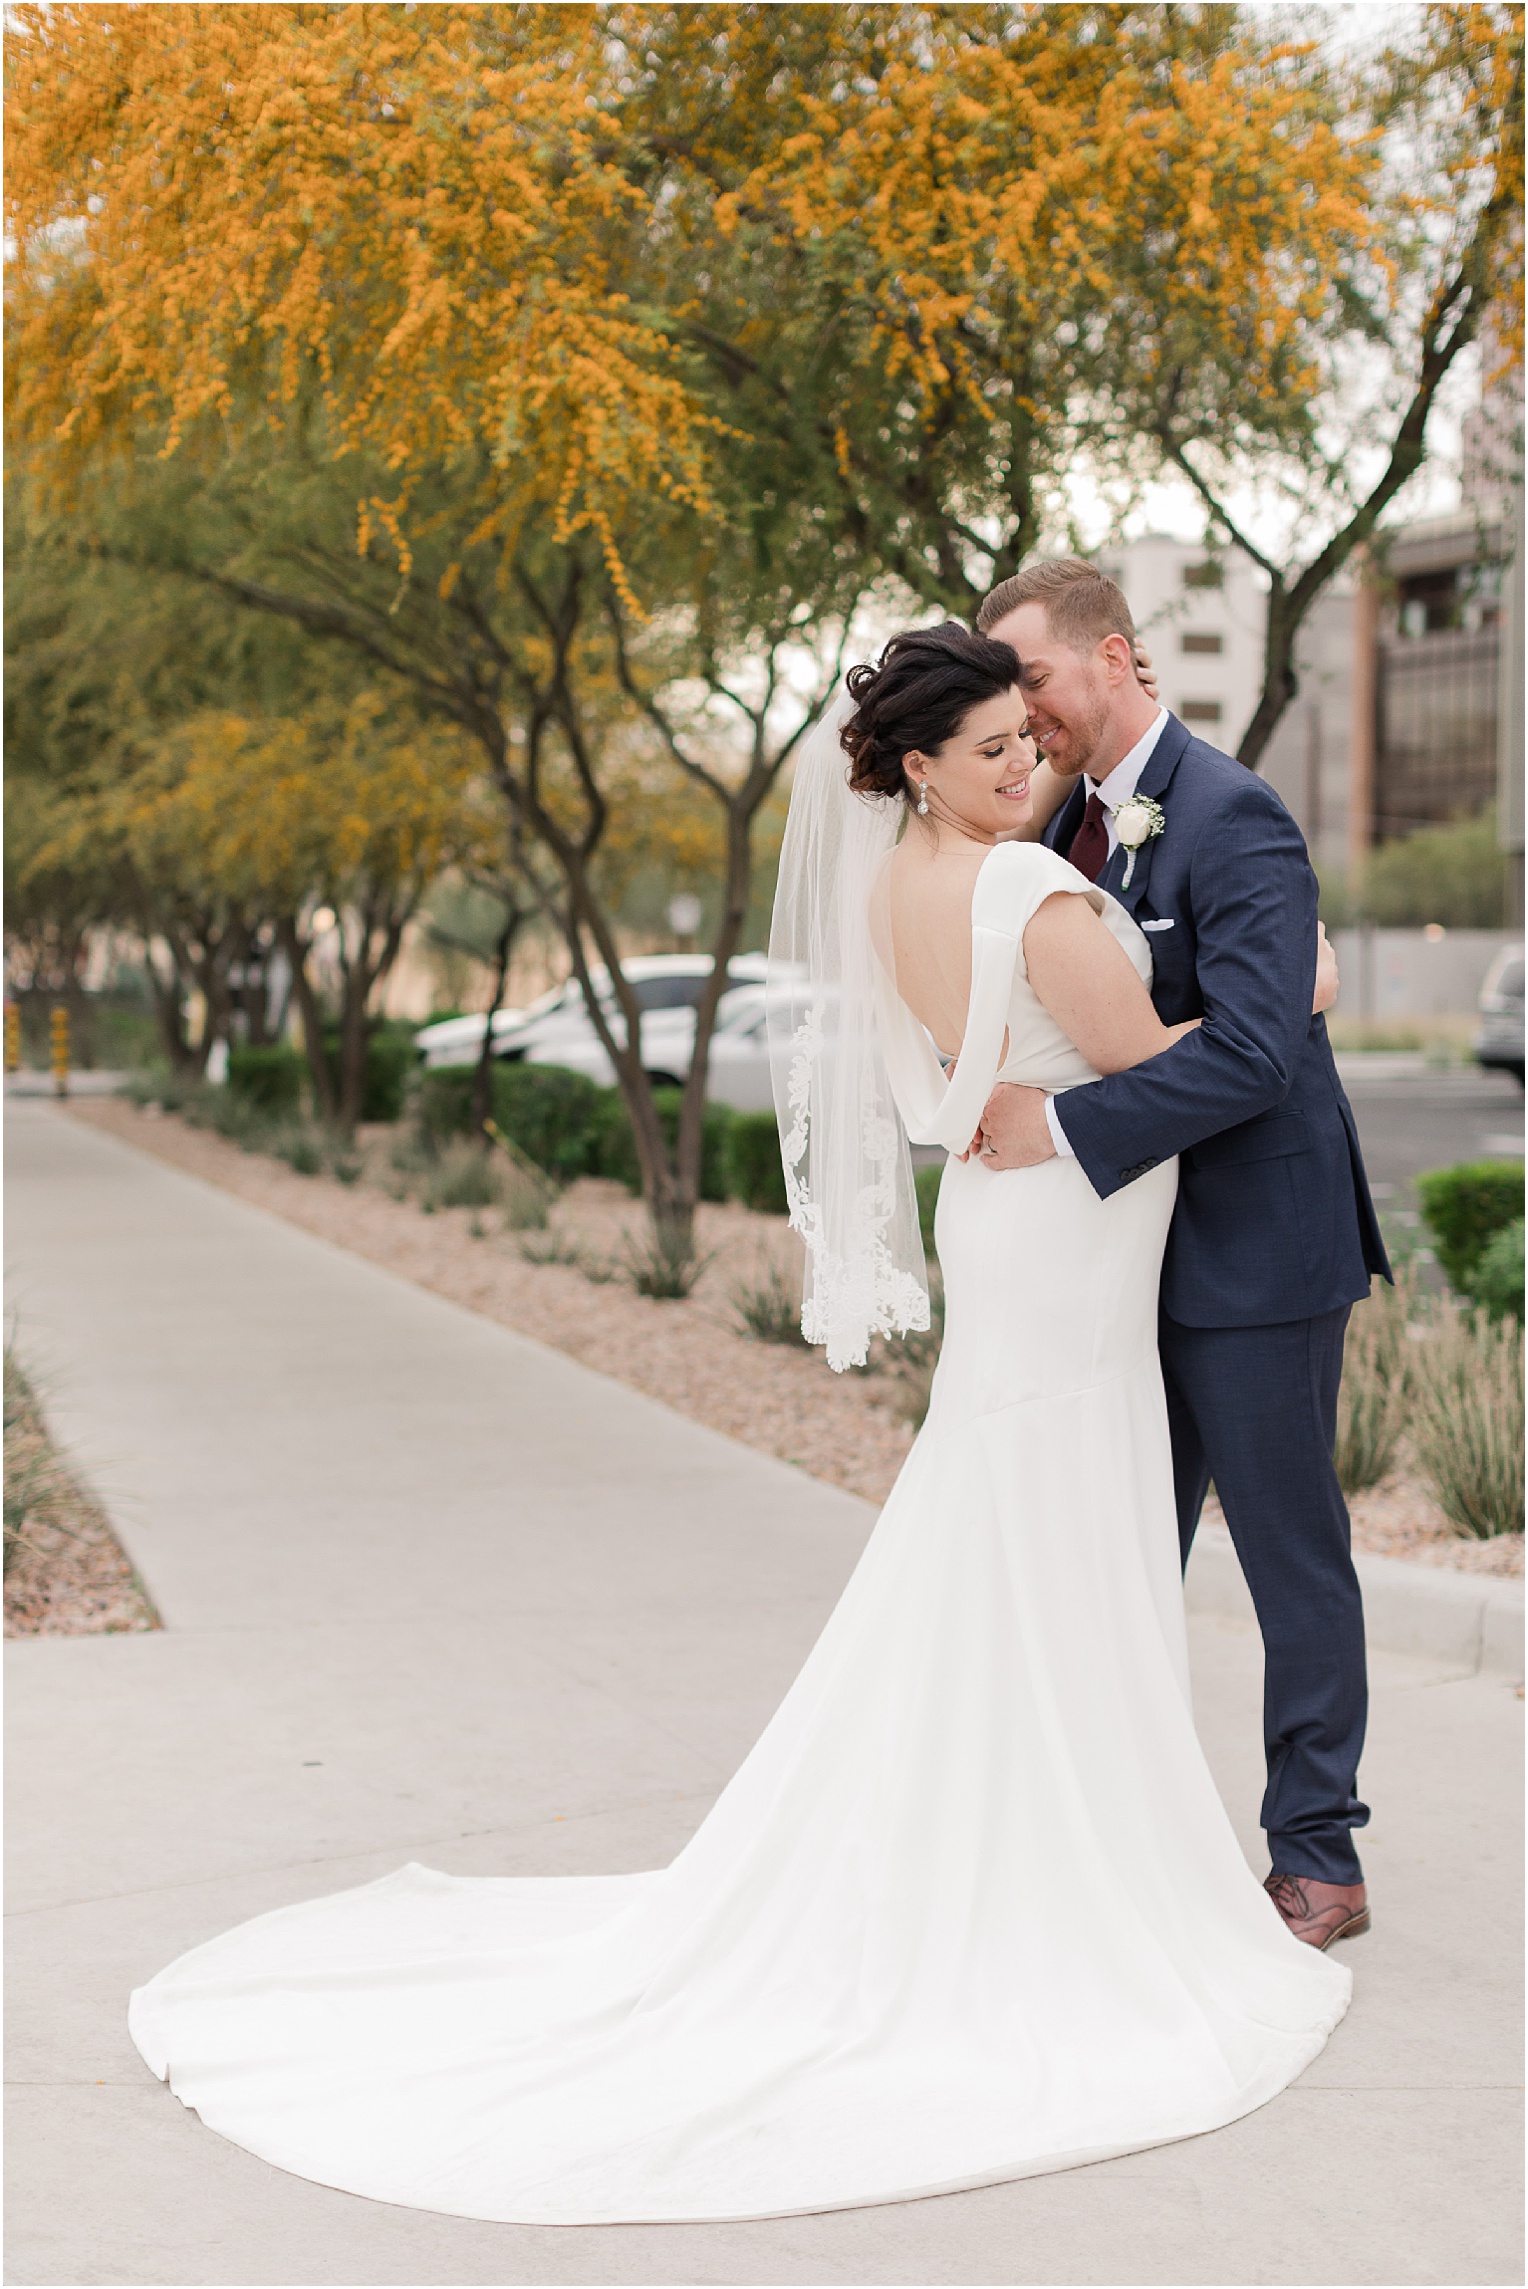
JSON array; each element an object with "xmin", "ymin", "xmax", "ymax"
[
  {"xmin": 470, "ymin": 898, "xmax": 522, "ymax": 1141},
  {"xmin": 1236, "ymin": 578, "xmax": 1302, "ymax": 774},
  {"xmin": 648, "ymin": 1187, "xmax": 696, "ymax": 1270},
  {"xmin": 336, "ymin": 955, "xmax": 372, "ymax": 1134},
  {"xmin": 280, "ymin": 917, "xmax": 338, "ymax": 1121}
]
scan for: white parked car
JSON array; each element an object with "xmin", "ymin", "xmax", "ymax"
[
  {"xmin": 413, "ymin": 955, "xmax": 775, "ymax": 1108},
  {"xmin": 525, "ymin": 981, "xmax": 780, "ymax": 1112}
]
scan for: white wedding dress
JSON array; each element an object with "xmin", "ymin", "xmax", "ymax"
[{"xmin": 129, "ymin": 840, "xmax": 1350, "ymax": 2225}]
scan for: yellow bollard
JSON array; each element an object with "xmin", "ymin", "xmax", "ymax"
[
  {"xmin": 50, "ymin": 1004, "xmax": 70, "ymax": 1098},
  {"xmin": 4, "ymin": 1002, "xmax": 20, "ymax": 1076}
]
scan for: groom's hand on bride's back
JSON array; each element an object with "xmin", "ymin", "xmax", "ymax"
[{"xmin": 973, "ymin": 1083, "xmax": 1057, "ymax": 1171}]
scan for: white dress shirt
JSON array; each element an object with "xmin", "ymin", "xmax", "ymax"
[{"xmin": 1043, "ymin": 707, "xmax": 1169, "ymax": 1159}]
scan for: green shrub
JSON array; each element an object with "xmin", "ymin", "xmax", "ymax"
[
  {"xmin": 594, "ymin": 1087, "xmax": 734, "ymax": 1203},
  {"xmin": 727, "ymin": 1112, "xmax": 788, "ymax": 1215},
  {"xmin": 495, "ymin": 1063, "xmax": 605, "ymax": 1183},
  {"xmin": 1416, "ymin": 1159, "xmax": 1526, "ymax": 1291},
  {"xmin": 1467, "ymin": 1218, "xmax": 1525, "ymax": 1326},
  {"xmin": 416, "ymin": 1061, "xmax": 602, "ymax": 1181},
  {"xmin": 690, "ymin": 1094, "xmax": 737, "ymax": 1205},
  {"xmin": 1410, "ymin": 1297, "xmax": 1524, "ymax": 1537},
  {"xmin": 360, "ymin": 1024, "xmax": 419, "ymax": 1123},
  {"xmin": 417, "ymin": 1064, "xmax": 737, "ymax": 1202},
  {"xmin": 915, "ymin": 1160, "xmax": 943, "ymax": 1258},
  {"xmin": 1358, "ymin": 809, "xmax": 1506, "ymax": 928},
  {"xmin": 318, "ymin": 1023, "xmax": 418, "ymax": 1123},
  {"xmin": 584, "ymin": 1085, "xmax": 638, "ymax": 1187},
  {"xmin": 227, "ymin": 1044, "xmax": 304, "ymax": 1114}
]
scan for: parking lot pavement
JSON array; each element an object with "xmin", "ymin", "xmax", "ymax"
[
  {"xmin": 1337, "ymin": 1058, "xmax": 1523, "ymax": 1206},
  {"xmin": 6, "ymin": 1098, "xmax": 1523, "ymax": 2287}
]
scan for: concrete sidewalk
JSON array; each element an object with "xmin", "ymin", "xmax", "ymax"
[{"xmin": 5, "ymin": 1099, "xmax": 1522, "ymax": 2287}]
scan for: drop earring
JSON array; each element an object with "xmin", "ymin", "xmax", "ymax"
[{"xmin": 916, "ymin": 780, "xmax": 929, "ymax": 816}]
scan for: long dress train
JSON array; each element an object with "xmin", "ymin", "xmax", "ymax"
[{"xmin": 128, "ymin": 840, "xmax": 1350, "ymax": 2224}]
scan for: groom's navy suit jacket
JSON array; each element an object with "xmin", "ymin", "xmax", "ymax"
[{"xmin": 1045, "ymin": 714, "xmax": 1389, "ymax": 1328}]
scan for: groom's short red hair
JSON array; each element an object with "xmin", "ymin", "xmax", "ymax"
[{"xmin": 977, "ymin": 557, "xmax": 1136, "ymax": 656}]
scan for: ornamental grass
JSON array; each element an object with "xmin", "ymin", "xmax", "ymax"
[
  {"xmin": 1408, "ymin": 1296, "xmax": 1524, "ymax": 1540},
  {"xmin": 1334, "ymin": 1269, "xmax": 1420, "ymax": 1495}
]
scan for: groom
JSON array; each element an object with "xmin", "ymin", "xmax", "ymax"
[{"xmin": 976, "ymin": 556, "xmax": 1389, "ymax": 1950}]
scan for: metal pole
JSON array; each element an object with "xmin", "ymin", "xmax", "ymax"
[
  {"xmin": 4, "ymin": 1002, "xmax": 20, "ymax": 1076},
  {"xmin": 50, "ymin": 1004, "xmax": 70, "ymax": 1098}
]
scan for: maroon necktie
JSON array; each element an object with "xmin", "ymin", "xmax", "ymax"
[{"xmin": 1067, "ymin": 792, "xmax": 1109, "ymax": 884}]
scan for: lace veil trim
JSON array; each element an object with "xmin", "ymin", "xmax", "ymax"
[{"xmin": 767, "ymin": 694, "xmax": 929, "ymax": 1373}]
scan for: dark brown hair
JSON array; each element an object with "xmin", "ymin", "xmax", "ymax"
[
  {"xmin": 840, "ymin": 622, "xmax": 1022, "ymax": 803},
  {"xmin": 976, "ymin": 556, "xmax": 1136, "ymax": 654}
]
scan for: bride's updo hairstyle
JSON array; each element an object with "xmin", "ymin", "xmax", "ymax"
[{"xmin": 840, "ymin": 622, "xmax": 1022, "ymax": 804}]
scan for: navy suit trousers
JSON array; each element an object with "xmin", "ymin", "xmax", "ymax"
[{"xmin": 1161, "ymin": 1305, "xmax": 1370, "ymax": 1886}]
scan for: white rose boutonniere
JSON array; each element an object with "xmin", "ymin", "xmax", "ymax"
[{"xmin": 1113, "ymin": 794, "xmax": 1166, "ymax": 887}]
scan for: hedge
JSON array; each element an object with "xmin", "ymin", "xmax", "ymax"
[
  {"xmin": 597, "ymin": 1087, "xmax": 735, "ymax": 1203},
  {"xmin": 727, "ymin": 1111, "xmax": 788, "ymax": 1215},
  {"xmin": 320, "ymin": 1022, "xmax": 418, "ymax": 1123},
  {"xmin": 1416, "ymin": 1159, "xmax": 1526, "ymax": 1291},
  {"xmin": 915, "ymin": 1160, "xmax": 943, "ymax": 1257},
  {"xmin": 227, "ymin": 1044, "xmax": 304, "ymax": 1114},
  {"xmin": 1467, "ymin": 1217, "xmax": 1525, "ymax": 1326},
  {"xmin": 415, "ymin": 1061, "xmax": 603, "ymax": 1182},
  {"xmin": 414, "ymin": 1060, "xmax": 774, "ymax": 1207}
]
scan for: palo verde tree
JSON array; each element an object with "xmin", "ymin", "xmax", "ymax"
[
  {"xmin": 5, "ymin": 3, "xmax": 869, "ymax": 1261},
  {"xmin": 7, "ymin": 488, "xmax": 480, "ymax": 1098},
  {"xmin": 14, "ymin": 3, "xmax": 1500, "ymax": 1244},
  {"xmin": 124, "ymin": 695, "xmax": 479, "ymax": 1127},
  {"xmin": 5, "ymin": 489, "xmax": 320, "ymax": 1070},
  {"xmin": 638, "ymin": 3, "xmax": 1521, "ymax": 763},
  {"xmin": 1141, "ymin": 4, "xmax": 1524, "ymax": 767}
]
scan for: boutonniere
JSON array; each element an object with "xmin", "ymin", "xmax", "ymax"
[{"xmin": 1113, "ymin": 795, "xmax": 1166, "ymax": 887}]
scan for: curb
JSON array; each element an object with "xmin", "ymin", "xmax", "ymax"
[{"xmin": 1185, "ymin": 1523, "xmax": 1525, "ymax": 1681}]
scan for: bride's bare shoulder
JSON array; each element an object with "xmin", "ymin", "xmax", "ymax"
[{"xmin": 887, "ymin": 836, "xmax": 988, "ymax": 901}]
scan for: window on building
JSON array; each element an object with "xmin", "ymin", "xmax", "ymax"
[
  {"xmin": 1395, "ymin": 560, "xmax": 1503, "ymax": 636},
  {"xmin": 1181, "ymin": 632, "xmax": 1223, "ymax": 654},
  {"xmin": 1180, "ymin": 700, "xmax": 1223, "ymax": 724},
  {"xmin": 1182, "ymin": 561, "xmax": 1224, "ymax": 590}
]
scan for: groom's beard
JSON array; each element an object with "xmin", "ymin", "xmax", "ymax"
[{"xmin": 1036, "ymin": 685, "xmax": 1112, "ymax": 781}]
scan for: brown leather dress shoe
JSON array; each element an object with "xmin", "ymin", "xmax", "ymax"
[{"xmin": 1264, "ymin": 1870, "xmax": 1370, "ymax": 1949}]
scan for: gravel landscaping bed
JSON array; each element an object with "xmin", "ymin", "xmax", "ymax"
[
  {"xmin": 4, "ymin": 1351, "xmax": 160, "ymax": 1638},
  {"xmin": 65, "ymin": 1096, "xmax": 1523, "ymax": 1582}
]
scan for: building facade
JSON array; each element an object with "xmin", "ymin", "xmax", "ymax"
[
  {"xmin": 1099, "ymin": 514, "xmax": 1514, "ymax": 885},
  {"xmin": 1095, "ymin": 535, "xmax": 1268, "ymax": 760}
]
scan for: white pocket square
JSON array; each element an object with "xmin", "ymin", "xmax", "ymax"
[{"xmin": 1141, "ymin": 918, "xmax": 1175, "ymax": 932}]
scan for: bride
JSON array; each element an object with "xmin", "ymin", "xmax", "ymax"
[{"xmin": 128, "ymin": 622, "xmax": 1351, "ymax": 2226}]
